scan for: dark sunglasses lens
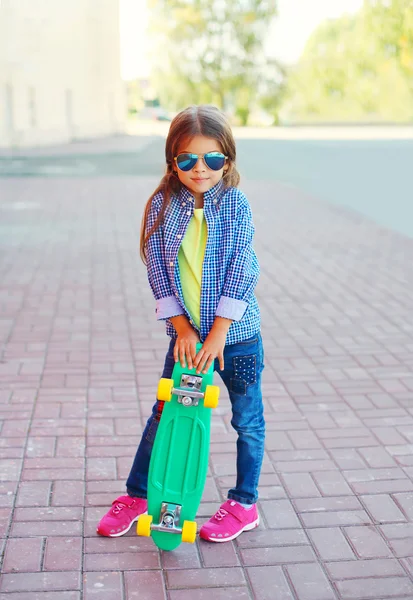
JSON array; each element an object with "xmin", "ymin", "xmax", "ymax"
[
  {"xmin": 204, "ymin": 152, "xmax": 225, "ymax": 170},
  {"xmin": 176, "ymin": 154, "xmax": 196, "ymax": 171}
]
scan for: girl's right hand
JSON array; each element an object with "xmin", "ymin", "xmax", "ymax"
[
  {"xmin": 174, "ymin": 329, "xmax": 200, "ymax": 369},
  {"xmin": 170, "ymin": 315, "xmax": 200, "ymax": 369}
]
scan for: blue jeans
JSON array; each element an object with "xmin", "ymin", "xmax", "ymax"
[{"xmin": 126, "ymin": 333, "xmax": 265, "ymax": 505}]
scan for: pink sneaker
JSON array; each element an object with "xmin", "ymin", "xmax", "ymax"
[
  {"xmin": 96, "ymin": 495, "xmax": 147, "ymax": 537},
  {"xmin": 199, "ymin": 500, "xmax": 259, "ymax": 542}
]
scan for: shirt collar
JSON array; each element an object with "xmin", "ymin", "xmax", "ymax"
[{"xmin": 178, "ymin": 179, "xmax": 225, "ymax": 206}]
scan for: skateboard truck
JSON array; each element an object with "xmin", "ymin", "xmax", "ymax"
[
  {"xmin": 151, "ymin": 502, "xmax": 183, "ymax": 534},
  {"xmin": 138, "ymin": 501, "xmax": 197, "ymax": 542},
  {"xmin": 173, "ymin": 374, "xmax": 203, "ymax": 407}
]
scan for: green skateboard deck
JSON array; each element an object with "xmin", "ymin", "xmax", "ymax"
[{"xmin": 137, "ymin": 343, "xmax": 219, "ymax": 551}]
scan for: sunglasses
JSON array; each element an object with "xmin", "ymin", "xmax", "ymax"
[{"xmin": 174, "ymin": 152, "xmax": 227, "ymax": 172}]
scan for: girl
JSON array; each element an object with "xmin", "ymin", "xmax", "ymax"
[{"xmin": 97, "ymin": 105, "xmax": 265, "ymax": 543}]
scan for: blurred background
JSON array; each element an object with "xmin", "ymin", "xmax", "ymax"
[
  {"xmin": 1, "ymin": 0, "xmax": 413, "ymax": 148},
  {"xmin": 0, "ymin": 0, "xmax": 412, "ymax": 237}
]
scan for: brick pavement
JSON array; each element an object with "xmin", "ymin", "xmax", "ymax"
[{"xmin": 0, "ymin": 173, "xmax": 412, "ymax": 599}]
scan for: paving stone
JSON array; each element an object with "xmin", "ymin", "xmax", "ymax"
[
  {"xmin": 166, "ymin": 567, "xmax": 246, "ymax": 589},
  {"xmin": 308, "ymin": 527, "xmax": 355, "ymax": 560},
  {"xmin": 360, "ymin": 494, "xmax": 407, "ymax": 523},
  {"xmin": 343, "ymin": 467, "xmax": 407, "ymax": 483},
  {"xmin": 350, "ymin": 479, "xmax": 413, "ymax": 495},
  {"xmin": 2, "ymin": 537, "xmax": 43, "ymax": 573},
  {"xmin": 281, "ymin": 473, "xmax": 321, "ymax": 498},
  {"xmin": 0, "ymin": 593, "xmax": 80, "ymax": 600},
  {"xmin": 0, "ymin": 508, "xmax": 12, "ymax": 537},
  {"xmin": 0, "ymin": 572, "xmax": 81, "ymax": 593},
  {"xmin": 15, "ymin": 481, "xmax": 51, "ymax": 507},
  {"xmin": 168, "ymin": 588, "xmax": 251, "ymax": 600},
  {"xmin": 286, "ymin": 563, "xmax": 336, "ymax": 600},
  {"xmin": 236, "ymin": 527, "xmax": 308, "ymax": 548},
  {"xmin": 293, "ymin": 496, "xmax": 362, "ymax": 513},
  {"xmin": 247, "ymin": 566, "xmax": 295, "ymax": 599},
  {"xmin": 300, "ymin": 510, "xmax": 371, "ymax": 528},
  {"xmin": 393, "ymin": 492, "xmax": 413, "ymax": 520},
  {"xmin": 358, "ymin": 447, "xmax": 398, "ymax": 468},
  {"xmin": 336, "ymin": 576, "xmax": 413, "ymax": 599},
  {"xmin": 43, "ymin": 537, "xmax": 82, "ymax": 571},
  {"xmin": 325, "ymin": 558, "xmax": 405, "ymax": 580},
  {"xmin": 386, "ymin": 538, "xmax": 413, "ymax": 558},
  {"xmin": 312, "ymin": 470, "xmax": 353, "ymax": 495},
  {"xmin": 260, "ymin": 499, "xmax": 301, "ymax": 529},
  {"xmin": 83, "ymin": 572, "xmax": 123, "ymax": 600},
  {"xmin": 10, "ymin": 520, "xmax": 82, "ymax": 537},
  {"xmin": 1, "ymin": 459, "xmax": 23, "ymax": 481},
  {"xmin": 13, "ymin": 507, "xmax": 82, "ymax": 522},
  {"xmin": 198, "ymin": 539, "xmax": 240, "ymax": 567},
  {"xmin": 51, "ymin": 480, "xmax": 85, "ymax": 506},
  {"xmin": 124, "ymin": 571, "xmax": 167, "ymax": 599},
  {"xmin": 344, "ymin": 525, "xmax": 393, "ymax": 558},
  {"xmin": 84, "ymin": 536, "xmax": 154, "ymax": 554},
  {"xmin": 83, "ymin": 551, "xmax": 160, "ymax": 571}
]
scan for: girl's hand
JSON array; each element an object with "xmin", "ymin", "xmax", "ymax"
[
  {"xmin": 170, "ymin": 315, "xmax": 200, "ymax": 369},
  {"xmin": 194, "ymin": 330, "xmax": 226, "ymax": 374},
  {"xmin": 173, "ymin": 329, "xmax": 200, "ymax": 369}
]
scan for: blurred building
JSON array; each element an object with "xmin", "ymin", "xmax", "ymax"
[{"xmin": 0, "ymin": 0, "xmax": 126, "ymax": 148}]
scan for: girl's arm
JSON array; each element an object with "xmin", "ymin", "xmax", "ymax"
[
  {"xmin": 146, "ymin": 193, "xmax": 185, "ymax": 321},
  {"xmin": 216, "ymin": 191, "xmax": 259, "ymax": 321}
]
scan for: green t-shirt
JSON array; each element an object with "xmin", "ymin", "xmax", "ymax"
[{"xmin": 177, "ymin": 208, "xmax": 207, "ymax": 329}]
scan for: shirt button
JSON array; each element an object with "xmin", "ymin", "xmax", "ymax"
[
  {"xmin": 182, "ymin": 202, "xmax": 186, "ymax": 206},
  {"xmin": 169, "ymin": 261, "xmax": 173, "ymax": 266},
  {"xmin": 186, "ymin": 211, "xmax": 191, "ymax": 216},
  {"xmin": 175, "ymin": 292, "xmax": 178, "ymax": 297},
  {"xmin": 177, "ymin": 234, "xmax": 182, "ymax": 239},
  {"xmin": 213, "ymin": 199, "xmax": 217, "ymax": 204}
]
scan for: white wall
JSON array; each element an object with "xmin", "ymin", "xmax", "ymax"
[{"xmin": 0, "ymin": 0, "xmax": 126, "ymax": 148}]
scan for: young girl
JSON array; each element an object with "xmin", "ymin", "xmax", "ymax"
[{"xmin": 97, "ymin": 105, "xmax": 265, "ymax": 543}]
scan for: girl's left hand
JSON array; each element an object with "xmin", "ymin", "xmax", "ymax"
[{"xmin": 194, "ymin": 331, "xmax": 226, "ymax": 374}]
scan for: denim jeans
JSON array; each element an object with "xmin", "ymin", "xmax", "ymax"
[{"xmin": 126, "ymin": 333, "xmax": 265, "ymax": 505}]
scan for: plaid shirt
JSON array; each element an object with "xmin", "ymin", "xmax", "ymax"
[{"xmin": 146, "ymin": 180, "xmax": 261, "ymax": 345}]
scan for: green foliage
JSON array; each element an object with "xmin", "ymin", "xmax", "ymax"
[
  {"xmin": 286, "ymin": 0, "xmax": 413, "ymax": 123},
  {"xmin": 146, "ymin": 0, "xmax": 281, "ymax": 124}
]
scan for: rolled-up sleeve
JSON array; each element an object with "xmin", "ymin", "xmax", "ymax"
[
  {"xmin": 216, "ymin": 193, "xmax": 260, "ymax": 322},
  {"xmin": 146, "ymin": 193, "xmax": 185, "ymax": 321}
]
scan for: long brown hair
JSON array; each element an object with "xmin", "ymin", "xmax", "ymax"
[{"xmin": 139, "ymin": 105, "xmax": 240, "ymax": 264}]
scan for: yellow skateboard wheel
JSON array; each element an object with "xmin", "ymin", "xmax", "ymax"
[
  {"xmin": 204, "ymin": 385, "xmax": 220, "ymax": 408},
  {"xmin": 137, "ymin": 514, "xmax": 153, "ymax": 537},
  {"xmin": 157, "ymin": 378, "xmax": 174, "ymax": 402},
  {"xmin": 182, "ymin": 520, "xmax": 197, "ymax": 543}
]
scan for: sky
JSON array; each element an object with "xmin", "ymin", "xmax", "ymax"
[{"xmin": 119, "ymin": 0, "xmax": 364, "ymax": 80}]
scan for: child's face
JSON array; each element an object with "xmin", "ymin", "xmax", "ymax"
[{"xmin": 174, "ymin": 135, "xmax": 226, "ymax": 203}]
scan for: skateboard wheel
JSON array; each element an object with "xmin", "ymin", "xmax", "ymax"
[
  {"xmin": 157, "ymin": 378, "xmax": 174, "ymax": 402},
  {"xmin": 182, "ymin": 520, "xmax": 197, "ymax": 543},
  {"xmin": 203, "ymin": 385, "xmax": 220, "ymax": 408},
  {"xmin": 137, "ymin": 514, "xmax": 153, "ymax": 537}
]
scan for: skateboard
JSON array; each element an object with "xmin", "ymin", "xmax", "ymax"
[{"xmin": 136, "ymin": 343, "xmax": 219, "ymax": 551}]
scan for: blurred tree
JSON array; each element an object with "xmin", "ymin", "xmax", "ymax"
[
  {"xmin": 285, "ymin": 0, "xmax": 413, "ymax": 123},
  {"xmin": 147, "ymin": 0, "xmax": 281, "ymax": 125}
]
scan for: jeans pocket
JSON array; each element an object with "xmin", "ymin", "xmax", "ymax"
[{"xmin": 230, "ymin": 354, "xmax": 257, "ymax": 396}]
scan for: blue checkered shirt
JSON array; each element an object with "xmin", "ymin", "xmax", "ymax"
[{"xmin": 146, "ymin": 180, "xmax": 261, "ymax": 345}]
